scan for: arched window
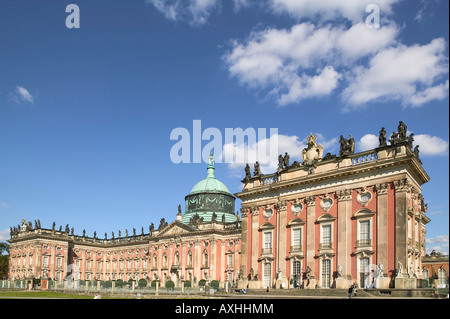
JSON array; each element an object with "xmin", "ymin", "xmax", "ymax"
[{"xmin": 422, "ymin": 268, "xmax": 429, "ymax": 279}]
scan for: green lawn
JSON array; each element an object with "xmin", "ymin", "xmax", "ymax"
[{"xmin": 0, "ymin": 291, "xmax": 105, "ymax": 299}]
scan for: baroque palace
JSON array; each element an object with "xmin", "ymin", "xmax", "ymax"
[{"xmin": 8, "ymin": 121, "xmax": 432, "ymax": 290}]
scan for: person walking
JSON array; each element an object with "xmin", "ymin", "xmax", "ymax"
[{"xmin": 348, "ymin": 285, "xmax": 354, "ymax": 299}]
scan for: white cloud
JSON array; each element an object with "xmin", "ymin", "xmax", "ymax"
[
  {"xmin": 407, "ymin": 80, "xmax": 449, "ymax": 107},
  {"xmin": 146, "ymin": 0, "xmax": 219, "ymax": 25},
  {"xmin": 342, "ymin": 38, "xmax": 449, "ymax": 108},
  {"xmin": 426, "ymin": 235, "xmax": 449, "ymax": 255},
  {"xmin": 223, "ymin": 133, "xmax": 337, "ymax": 175},
  {"xmin": 12, "ymin": 86, "xmax": 34, "ymax": 104},
  {"xmin": 233, "ymin": 0, "xmax": 252, "ymax": 12},
  {"xmin": 223, "ymin": 22, "xmax": 400, "ymax": 106},
  {"xmin": 0, "ymin": 201, "xmax": 9, "ymax": 209},
  {"xmin": 269, "ymin": 0, "xmax": 399, "ymax": 23},
  {"xmin": 277, "ymin": 66, "xmax": 341, "ymax": 105},
  {"xmin": 357, "ymin": 134, "xmax": 379, "ymax": 152},
  {"xmin": 413, "ymin": 134, "xmax": 449, "ymax": 156}
]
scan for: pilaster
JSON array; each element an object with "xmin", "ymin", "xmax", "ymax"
[
  {"xmin": 376, "ymin": 182, "xmax": 389, "ymax": 276},
  {"xmin": 394, "ymin": 178, "xmax": 411, "ymax": 277},
  {"xmin": 305, "ymin": 195, "xmax": 316, "ymax": 278},
  {"xmin": 337, "ymin": 189, "xmax": 352, "ymax": 280}
]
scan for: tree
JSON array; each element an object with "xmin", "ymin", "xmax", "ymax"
[
  {"xmin": 0, "ymin": 243, "xmax": 9, "ymax": 279},
  {"xmin": 0, "ymin": 242, "xmax": 9, "ymax": 256},
  {"xmin": 0, "ymin": 255, "xmax": 9, "ymax": 279}
]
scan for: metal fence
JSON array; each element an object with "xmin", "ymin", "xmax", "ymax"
[{"xmin": 0, "ymin": 279, "xmax": 224, "ymax": 295}]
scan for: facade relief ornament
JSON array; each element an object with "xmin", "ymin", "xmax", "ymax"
[
  {"xmin": 318, "ymin": 195, "xmax": 334, "ymax": 212},
  {"xmin": 275, "ymin": 199, "xmax": 287, "ymax": 211},
  {"xmin": 393, "ymin": 179, "xmax": 412, "ymax": 193},
  {"xmin": 356, "ymin": 187, "xmax": 373, "ymax": 207},
  {"xmin": 302, "ymin": 133, "xmax": 323, "ymax": 175},
  {"xmin": 305, "ymin": 195, "xmax": 316, "ymax": 207},
  {"xmin": 263, "ymin": 207, "xmax": 274, "ymax": 221},
  {"xmin": 337, "ymin": 189, "xmax": 352, "ymax": 201},
  {"xmin": 375, "ymin": 182, "xmax": 389, "ymax": 195},
  {"xmin": 240, "ymin": 207, "xmax": 249, "ymax": 218},
  {"xmin": 290, "ymin": 200, "xmax": 304, "ymax": 216}
]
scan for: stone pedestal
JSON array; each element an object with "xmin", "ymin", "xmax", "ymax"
[
  {"xmin": 276, "ymin": 278, "xmax": 288, "ymax": 289},
  {"xmin": 395, "ymin": 277, "xmax": 417, "ymax": 289},
  {"xmin": 237, "ymin": 279, "xmax": 248, "ymax": 289},
  {"xmin": 248, "ymin": 280, "xmax": 261, "ymax": 289},
  {"xmin": 305, "ymin": 278, "xmax": 316, "ymax": 289},
  {"xmin": 376, "ymin": 276, "xmax": 391, "ymax": 289},
  {"xmin": 335, "ymin": 277, "xmax": 351, "ymax": 289}
]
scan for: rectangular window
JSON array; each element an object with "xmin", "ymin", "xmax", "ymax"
[
  {"xmin": 263, "ymin": 231, "xmax": 272, "ymax": 254},
  {"xmin": 293, "ymin": 261, "xmax": 301, "ymax": 276},
  {"xmin": 321, "ymin": 224, "xmax": 332, "ymax": 248},
  {"xmin": 292, "ymin": 228, "xmax": 302, "ymax": 251},
  {"xmin": 227, "ymin": 254, "xmax": 233, "ymax": 267},
  {"xmin": 56, "ymin": 257, "xmax": 62, "ymax": 267},
  {"xmin": 263, "ymin": 263, "xmax": 271, "ymax": 288},
  {"xmin": 358, "ymin": 220, "xmax": 371, "ymax": 246},
  {"xmin": 322, "ymin": 259, "xmax": 331, "ymax": 288},
  {"xmin": 360, "ymin": 220, "xmax": 370, "ymax": 240},
  {"xmin": 43, "ymin": 256, "xmax": 49, "ymax": 267}
]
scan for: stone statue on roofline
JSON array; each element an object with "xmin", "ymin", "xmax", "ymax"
[
  {"xmin": 379, "ymin": 127, "xmax": 387, "ymax": 147},
  {"xmin": 241, "ymin": 163, "xmax": 252, "ymax": 183},
  {"xmin": 253, "ymin": 162, "xmax": 262, "ymax": 177},
  {"xmin": 302, "ymin": 133, "xmax": 323, "ymax": 174}
]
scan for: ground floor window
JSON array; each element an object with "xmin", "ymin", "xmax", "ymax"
[
  {"xmin": 359, "ymin": 257, "xmax": 369, "ymax": 288},
  {"xmin": 292, "ymin": 261, "xmax": 301, "ymax": 287},
  {"xmin": 263, "ymin": 263, "xmax": 271, "ymax": 288},
  {"xmin": 321, "ymin": 259, "xmax": 331, "ymax": 288}
]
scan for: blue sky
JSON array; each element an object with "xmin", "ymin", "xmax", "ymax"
[{"xmin": 0, "ymin": 0, "xmax": 448, "ymax": 254}]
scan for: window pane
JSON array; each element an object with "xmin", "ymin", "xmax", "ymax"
[
  {"xmin": 264, "ymin": 232, "xmax": 272, "ymax": 249},
  {"xmin": 293, "ymin": 228, "xmax": 301, "ymax": 246},
  {"xmin": 322, "ymin": 225, "xmax": 331, "ymax": 243},
  {"xmin": 360, "ymin": 220, "xmax": 370, "ymax": 240}
]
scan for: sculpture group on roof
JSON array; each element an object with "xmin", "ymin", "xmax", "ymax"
[{"xmin": 240, "ymin": 121, "xmax": 422, "ymax": 181}]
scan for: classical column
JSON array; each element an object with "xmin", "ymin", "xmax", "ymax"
[
  {"xmin": 393, "ymin": 179, "xmax": 411, "ymax": 276},
  {"xmin": 337, "ymin": 189, "xmax": 352, "ymax": 280},
  {"xmin": 375, "ymin": 182, "xmax": 389, "ymax": 276},
  {"xmin": 305, "ymin": 195, "xmax": 316, "ymax": 278}
]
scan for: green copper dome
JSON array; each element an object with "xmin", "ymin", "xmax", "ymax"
[
  {"xmin": 182, "ymin": 154, "xmax": 236, "ymax": 225},
  {"xmin": 189, "ymin": 164, "xmax": 231, "ymax": 195}
]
